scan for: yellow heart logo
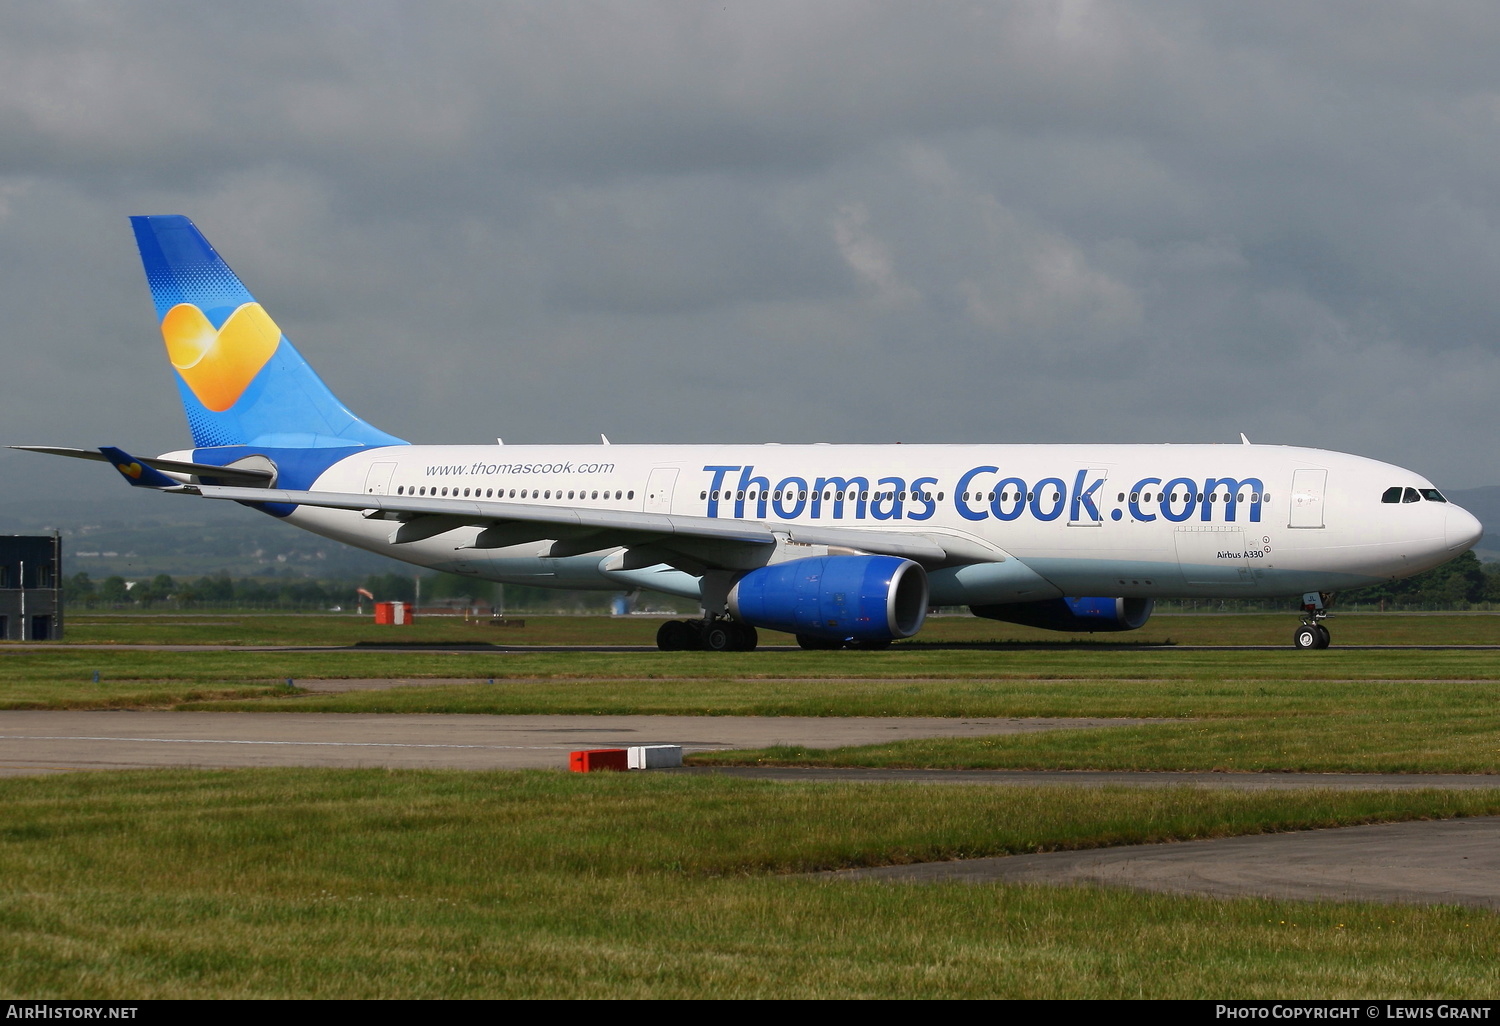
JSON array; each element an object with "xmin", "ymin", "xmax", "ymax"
[
  {"xmin": 161, "ymin": 302, "xmax": 282, "ymax": 412},
  {"xmin": 118, "ymin": 462, "xmax": 143, "ymax": 479}
]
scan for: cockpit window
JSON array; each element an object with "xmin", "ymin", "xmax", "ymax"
[
  {"xmin": 1403, "ymin": 487, "xmax": 1421, "ymax": 503},
  {"xmin": 1421, "ymin": 489, "xmax": 1447, "ymax": 503},
  {"xmin": 1381, "ymin": 487, "xmax": 1402, "ymax": 504}
]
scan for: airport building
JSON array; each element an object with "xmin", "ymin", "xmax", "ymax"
[{"xmin": 0, "ymin": 534, "xmax": 63, "ymax": 640}]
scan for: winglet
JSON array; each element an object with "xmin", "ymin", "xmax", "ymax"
[{"xmin": 98, "ymin": 446, "xmax": 181, "ymax": 489}]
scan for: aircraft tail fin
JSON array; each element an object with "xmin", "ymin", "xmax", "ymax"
[{"xmin": 129, "ymin": 215, "xmax": 406, "ymax": 450}]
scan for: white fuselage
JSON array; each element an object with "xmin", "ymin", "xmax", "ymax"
[{"xmin": 183, "ymin": 441, "xmax": 1480, "ymax": 605}]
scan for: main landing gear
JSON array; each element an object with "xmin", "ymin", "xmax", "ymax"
[
  {"xmin": 1293, "ymin": 591, "xmax": 1333, "ymax": 650},
  {"xmin": 656, "ymin": 617, "xmax": 759, "ymax": 652}
]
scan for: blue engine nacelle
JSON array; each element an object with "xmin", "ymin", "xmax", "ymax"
[
  {"xmin": 971, "ymin": 596, "xmax": 1155, "ymax": 633},
  {"xmin": 727, "ymin": 554, "xmax": 929, "ymax": 643}
]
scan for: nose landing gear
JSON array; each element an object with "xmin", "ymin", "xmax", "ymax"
[{"xmin": 1293, "ymin": 592, "xmax": 1333, "ymax": 649}]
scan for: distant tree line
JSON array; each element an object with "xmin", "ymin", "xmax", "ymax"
[
  {"xmin": 1128, "ymin": 551, "xmax": 1500, "ymax": 613},
  {"xmin": 58, "ymin": 552, "xmax": 1500, "ymax": 614},
  {"xmin": 64, "ymin": 571, "xmax": 387, "ymax": 611},
  {"xmin": 60, "ymin": 568, "xmax": 686, "ymax": 614},
  {"xmin": 1340, "ymin": 550, "xmax": 1499, "ymax": 610}
]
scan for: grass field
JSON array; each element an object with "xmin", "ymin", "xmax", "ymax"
[
  {"xmin": 3, "ymin": 615, "xmax": 1498, "ymax": 773},
  {"xmin": 3, "ymin": 769, "xmax": 1499, "ymax": 999},
  {"xmin": 2, "ymin": 612, "xmax": 1499, "ymax": 997},
  {"xmin": 44, "ymin": 610, "xmax": 1500, "ymax": 647}
]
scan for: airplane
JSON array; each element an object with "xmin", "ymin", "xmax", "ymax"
[{"xmin": 14, "ymin": 215, "xmax": 1484, "ymax": 651}]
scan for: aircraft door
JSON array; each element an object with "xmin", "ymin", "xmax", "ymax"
[
  {"xmin": 1288, "ymin": 469, "xmax": 1327, "ymax": 529},
  {"xmin": 364, "ymin": 462, "xmax": 398, "ymax": 495},
  {"xmin": 1175, "ymin": 527, "xmax": 1255, "ymax": 586},
  {"xmin": 645, "ymin": 468, "xmax": 678, "ymax": 514}
]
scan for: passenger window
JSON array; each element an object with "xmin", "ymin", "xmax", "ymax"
[{"xmin": 1403, "ymin": 487, "xmax": 1420, "ymax": 503}]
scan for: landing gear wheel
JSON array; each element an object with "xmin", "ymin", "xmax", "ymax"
[
  {"xmin": 701, "ymin": 621, "xmax": 735, "ymax": 652},
  {"xmin": 796, "ymin": 634, "xmax": 845, "ymax": 650},
  {"xmin": 1293, "ymin": 625, "xmax": 1320, "ymax": 650},
  {"xmin": 656, "ymin": 620, "xmax": 699, "ymax": 651},
  {"xmin": 1314, "ymin": 624, "xmax": 1331, "ymax": 649},
  {"xmin": 734, "ymin": 623, "xmax": 759, "ymax": 651}
]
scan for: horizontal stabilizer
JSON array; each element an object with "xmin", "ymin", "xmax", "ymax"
[
  {"xmin": 10, "ymin": 446, "xmax": 276, "ymax": 487},
  {"xmin": 97, "ymin": 446, "xmax": 183, "ymax": 489}
]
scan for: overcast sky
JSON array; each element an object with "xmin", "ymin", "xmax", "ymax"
[{"xmin": 4, "ymin": 1, "xmax": 1499, "ymax": 504}]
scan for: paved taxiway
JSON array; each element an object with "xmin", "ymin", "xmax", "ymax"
[
  {"xmin": 0, "ymin": 710, "xmax": 1158, "ymax": 775},
  {"xmin": 828, "ymin": 817, "xmax": 1500, "ymax": 910}
]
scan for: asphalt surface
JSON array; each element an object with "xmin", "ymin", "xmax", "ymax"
[
  {"xmin": 826, "ymin": 817, "xmax": 1500, "ymax": 910},
  {"xmin": 0, "ymin": 711, "xmax": 1159, "ymax": 775}
]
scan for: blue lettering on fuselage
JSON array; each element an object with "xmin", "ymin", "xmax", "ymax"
[{"xmin": 698, "ymin": 466, "xmax": 1263, "ymax": 523}]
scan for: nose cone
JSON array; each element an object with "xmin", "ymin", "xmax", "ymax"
[{"xmin": 1445, "ymin": 504, "xmax": 1484, "ymax": 552}]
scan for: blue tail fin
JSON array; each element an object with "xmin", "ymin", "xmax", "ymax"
[{"xmin": 130, "ymin": 215, "xmax": 406, "ymax": 450}]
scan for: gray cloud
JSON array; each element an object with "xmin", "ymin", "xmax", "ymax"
[{"xmin": 3, "ymin": 1, "xmax": 1499, "ymax": 500}]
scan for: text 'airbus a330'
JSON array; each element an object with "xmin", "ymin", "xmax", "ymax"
[{"xmin": 16, "ymin": 216, "xmax": 1483, "ymax": 650}]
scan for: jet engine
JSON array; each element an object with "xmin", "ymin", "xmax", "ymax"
[
  {"xmin": 728, "ymin": 554, "xmax": 929, "ymax": 643},
  {"xmin": 971, "ymin": 596, "xmax": 1154, "ymax": 633}
]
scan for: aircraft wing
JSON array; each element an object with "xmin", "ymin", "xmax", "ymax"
[{"xmin": 190, "ymin": 484, "xmax": 989, "ymax": 569}]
